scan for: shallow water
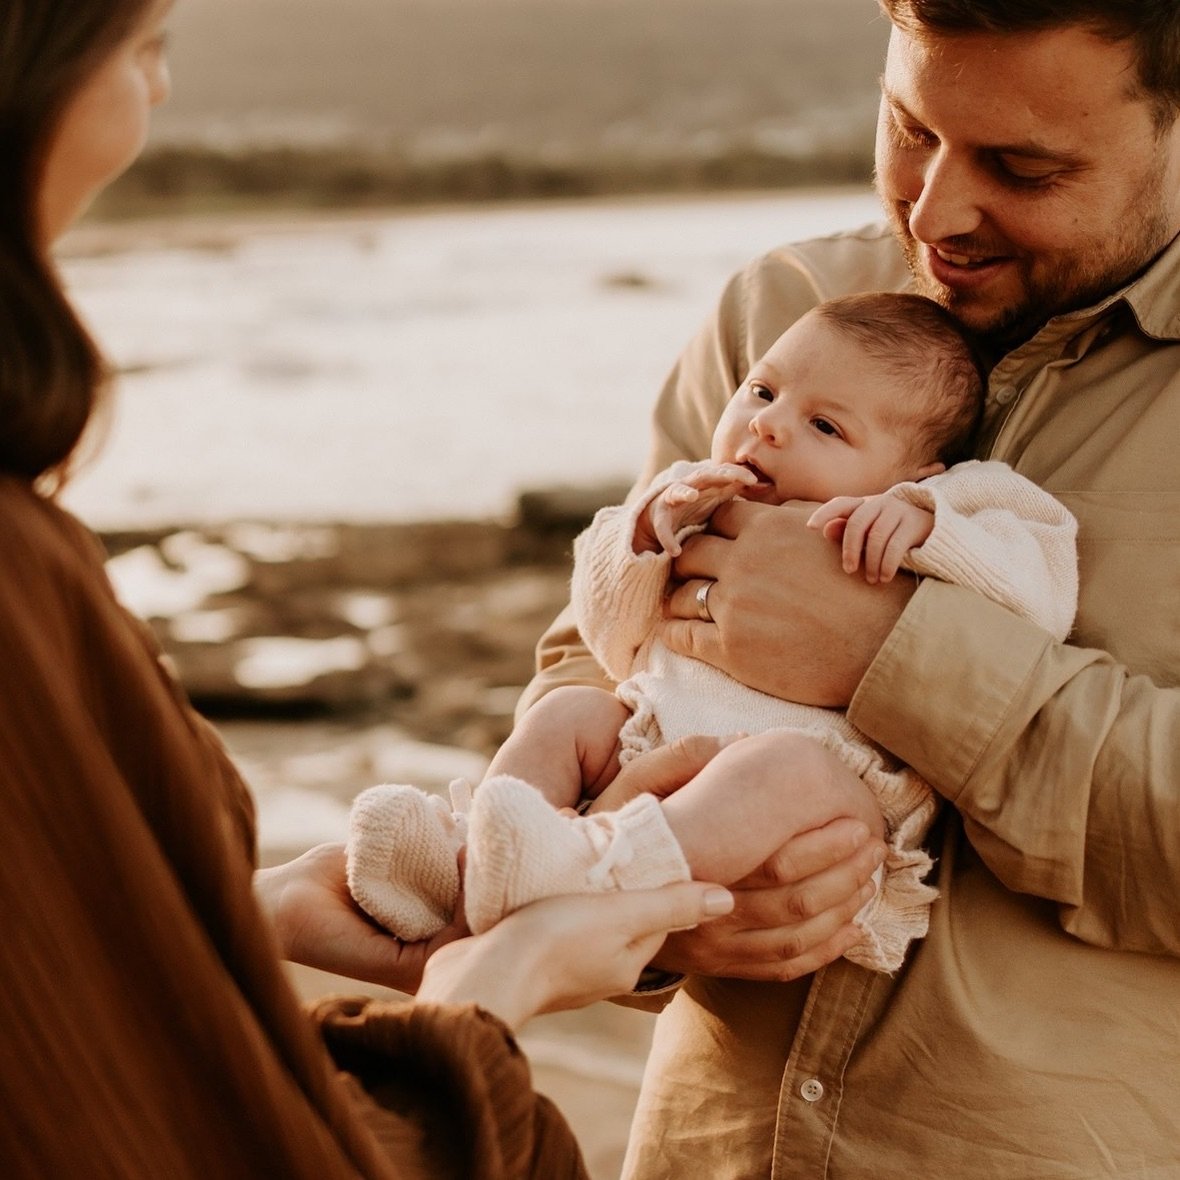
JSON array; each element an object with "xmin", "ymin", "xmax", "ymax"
[{"xmin": 60, "ymin": 187, "xmax": 883, "ymax": 530}]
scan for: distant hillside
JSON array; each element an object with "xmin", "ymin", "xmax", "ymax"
[{"xmin": 101, "ymin": 0, "xmax": 889, "ymax": 215}]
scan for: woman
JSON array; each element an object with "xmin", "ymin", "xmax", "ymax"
[{"xmin": 0, "ymin": 3, "xmax": 733, "ymax": 1175}]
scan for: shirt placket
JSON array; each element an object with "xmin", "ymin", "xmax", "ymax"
[
  {"xmin": 770, "ymin": 960, "xmax": 880, "ymax": 1178},
  {"xmin": 980, "ymin": 310, "xmax": 1117, "ymax": 460}
]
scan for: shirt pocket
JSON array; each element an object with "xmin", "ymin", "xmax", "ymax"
[{"xmin": 1053, "ymin": 491, "xmax": 1180, "ymax": 687}]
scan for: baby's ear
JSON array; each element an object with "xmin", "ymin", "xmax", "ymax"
[{"xmin": 914, "ymin": 461, "xmax": 946, "ymax": 481}]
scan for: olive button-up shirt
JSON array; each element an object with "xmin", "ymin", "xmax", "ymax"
[{"xmin": 528, "ymin": 221, "xmax": 1180, "ymax": 1178}]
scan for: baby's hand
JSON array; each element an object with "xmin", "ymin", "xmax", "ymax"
[
  {"xmin": 636, "ymin": 463, "xmax": 757, "ymax": 555},
  {"xmin": 807, "ymin": 494, "xmax": 935, "ymax": 584}
]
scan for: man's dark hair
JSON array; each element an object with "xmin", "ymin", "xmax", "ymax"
[
  {"xmin": 815, "ymin": 291, "xmax": 986, "ymax": 467},
  {"xmin": 880, "ymin": 0, "xmax": 1180, "ymax": 129}
]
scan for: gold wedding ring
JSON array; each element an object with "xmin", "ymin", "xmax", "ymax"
[{"xmin": 695, "ymin": 580, "xmax": 714, "ymax": 622}]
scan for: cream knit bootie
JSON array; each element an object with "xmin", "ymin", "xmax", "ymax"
[
  {"xmin": 464, "ymin": 775, "xmax": 692, "ymax": 935},
  {"xmin": 346, "ymin": 779, "xmax": 472, "ymax": 941}
]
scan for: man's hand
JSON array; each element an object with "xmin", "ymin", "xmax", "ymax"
[
  {"xmin": 586, "ymin": 736, "xmax": 887, "ymax": 981},
  {"xmin": 659, "ymin": 500, "xmax": 915, "ymax": 707},
  {"xmin": 651, "ymin": 817, "xmax": 886, "ymax": 980},
  {"xmin": 586, "ymin": 732, "xmax": 741, "ymax": 814}
]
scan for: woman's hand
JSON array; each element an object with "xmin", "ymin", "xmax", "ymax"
[
  {"xmin": 416, "ymin": 882, "xmax": 734, "ymax": 1031},
  {"xmin": 255, "ymin": 842, "xmax": 467, "ymax": 994}
]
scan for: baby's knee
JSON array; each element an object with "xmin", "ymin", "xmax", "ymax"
[
  {"xmin": 716, "ymin": 731, "xmax": 883, "ymax": 834},
  {"xmin": 714, "ymin": 729, "xmax": 827, "ymax": 778},
  {"xmin": 525, "ymin": 685, "xmax": 627, "ymax": 729}
]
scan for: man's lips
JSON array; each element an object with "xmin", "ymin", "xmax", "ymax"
[{"xmin": 924, "ymin": 243, "xmax": 1011, "ymax": 290}]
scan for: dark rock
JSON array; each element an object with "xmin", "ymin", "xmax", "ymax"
[{"xmin": 98, "ymin": 487, "xmax": 605, "ymax": 757}]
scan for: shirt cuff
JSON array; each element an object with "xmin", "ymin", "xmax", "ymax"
[{"xmin": 633, "ymin": 967, "xmax": 685, "ymax": 995}]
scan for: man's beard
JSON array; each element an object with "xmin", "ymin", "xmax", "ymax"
[{"xmin": 879, "ymin": 168, "xmax": 1174, "ymax": 354}]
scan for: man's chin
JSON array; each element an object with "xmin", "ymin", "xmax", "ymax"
[{"xmin": 909, "ymin": 269, "xmax": 1033, "ymax": 345}]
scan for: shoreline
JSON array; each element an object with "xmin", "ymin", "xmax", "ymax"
[{"xmin": 64, "ymin": 181, "xmax": 876, "ymax": 257}]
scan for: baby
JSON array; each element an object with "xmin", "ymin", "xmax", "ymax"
[{"xmin": 348, "ymin": 292, "xmax": 1078, "ymax": 971}]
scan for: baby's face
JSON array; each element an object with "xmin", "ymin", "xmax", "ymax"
[{"xmin": 711, "ymin": 312, "xmax": 935, "ymax": 504}]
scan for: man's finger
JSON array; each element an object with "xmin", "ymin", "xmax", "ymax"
[
  {"xmin": 706, "ymin": 497, "xmax": 761, "ymax": 538},
  {"xmin": 670, "ymin": 532, "xmax": 731, "ymax": 579},
  {"xmin": 741, "ymin": 817, "xmax": 879, "ymax": 887},
  {"xmin": 664, "ymin": 577, "xmax": 721, "ymax": 621},
  {"xmin": 590, "ymin": 732, "xmax": 735, "ymax": 811},
  {"xmin": 654, "ymin": 616, "xmax": 721, "ymax": 664}
]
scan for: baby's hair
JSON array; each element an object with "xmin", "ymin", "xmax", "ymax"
[{"xmin": 813, "ymin": 292, "xmax": 986, "ymax": 466}]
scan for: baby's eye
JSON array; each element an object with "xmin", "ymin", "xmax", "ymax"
[
  {"xmin": 811, "ymin": 417, "xmax": 841, "ymax": 437},
  {"xmin": 749, "ymin": 382, "xmax": 774, "ymax": 404}
]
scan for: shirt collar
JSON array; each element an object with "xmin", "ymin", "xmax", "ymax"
[{"xmin": 1117, "ymin": 229, "xmax": 1180, "ymax": 340}]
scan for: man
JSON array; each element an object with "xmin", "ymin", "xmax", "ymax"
[{"xmin": 520, "ymin": 1, "xmax": 1180, "ymax": 1176}]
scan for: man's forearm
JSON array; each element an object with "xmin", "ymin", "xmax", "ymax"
[{"xmin": 851, "ymin": 579, "xmax": 1180, "ymax": 955}]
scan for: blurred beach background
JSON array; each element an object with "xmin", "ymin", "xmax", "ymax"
[{"xmin": 59, "ymin": 2, "xmax": 891, "ymax": 1175}]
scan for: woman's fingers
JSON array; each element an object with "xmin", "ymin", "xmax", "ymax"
[{"xmin": 419, "ymin": 882, "xmax": 735, "ymax": 1028}]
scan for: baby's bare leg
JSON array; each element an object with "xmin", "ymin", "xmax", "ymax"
[
  {"xmin": 659, "ymin": 730, "xmax": 885, "ymax": 885},
  {"xmin": 484, "ymin": 685, "xmax": 631, "ymax": 810}
]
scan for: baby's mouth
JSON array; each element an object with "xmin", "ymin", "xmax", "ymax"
[{"xmin": 739, "ymin": 458, "xmax": 775, "ymax": 490}]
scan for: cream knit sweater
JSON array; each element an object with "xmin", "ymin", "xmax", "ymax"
[{"xmin": 571, "ymin": 459, "xmax": 1078, "ymax": 971}]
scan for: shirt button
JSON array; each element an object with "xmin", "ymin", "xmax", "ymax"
[
  {"xmin": 993, "ymin": 385, "xmax": 1017, "ymax": 405},
  {"xmin": 800, "ymin": 1078, "xmax": 825, "ymax": 1102}
]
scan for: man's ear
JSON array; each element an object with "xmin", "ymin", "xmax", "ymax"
[{"xmin": 914, "ymin": 461, "xmax": 946, "ymax": 481}]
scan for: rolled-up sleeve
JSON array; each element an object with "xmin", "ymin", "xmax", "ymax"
[{"xmin": 850, "ymin": 579, "xmax": 1180, "ymax": 955}]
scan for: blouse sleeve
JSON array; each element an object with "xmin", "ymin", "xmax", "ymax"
[{"xmin": 312, "ymin": 997, "xmax": 587, "ymax": 1180}]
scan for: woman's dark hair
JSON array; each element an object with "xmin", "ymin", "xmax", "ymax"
[
  {"xmin": 880, "ymin": 0, "xmax": 1180, "ymax": 130},
  {"xmin": 0, "ymin": 0, "xmax": 150, "ymax": 485}
]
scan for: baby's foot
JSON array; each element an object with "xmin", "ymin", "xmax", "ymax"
[
  {"xmin": 346, "ymin": 780, "xmax": 471, "ymax": 941},
  {"xmin": 464, "ymin": 775, "xmax": 691, "ymax": 935}
]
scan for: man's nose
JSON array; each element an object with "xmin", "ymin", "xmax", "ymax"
[{"xmin": 905, "ymin": 149, "xmax": 985, "ymax": 245}]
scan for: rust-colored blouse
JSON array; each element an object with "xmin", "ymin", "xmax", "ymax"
[{"xmin": 0, "ymin": 476, "xmax": 585, "ymax": 1180}]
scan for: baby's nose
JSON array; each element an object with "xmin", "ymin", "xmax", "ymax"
[{"xmin": 751, "ymin": 408, "xmax": 784, "ymax": 444}]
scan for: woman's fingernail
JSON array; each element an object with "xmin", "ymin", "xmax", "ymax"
[
  {"xmin": 872, "ymin": 846, "xmax": 887, "ymax": 867},
  {"xmin": 703, "ymin": 888, "xmax": 734, "ymax": 916}
]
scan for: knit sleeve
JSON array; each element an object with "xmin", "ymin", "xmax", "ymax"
[
  {"xmin": 570, "ymin": 461, "xmax": 704, "ymax": 682},
  {"xmin": 894, "ymin": 460, "xmax": 1079, "ymax": 640},
  {"xmin": 312, "ymin": 997, "xmax": 588, "ymax": 1180}
]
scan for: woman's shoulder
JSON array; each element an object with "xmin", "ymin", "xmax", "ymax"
[
  {"xmin": 0, "ymin": 474, "xmax": 115, "ymax": 651},
  {"xmin": 0, "ymin": 474, "xmax": 108, "ymax": 575}
]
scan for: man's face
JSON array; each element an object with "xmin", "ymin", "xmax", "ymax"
[{"xmin": 875, "ymin": 23, "xmax": 1180, "ymax": 350}]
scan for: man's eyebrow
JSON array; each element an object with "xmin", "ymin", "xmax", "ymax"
[{"xmin": 881, "ymin": 87, "xmax": 1085, "ymax": 163}]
